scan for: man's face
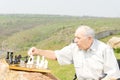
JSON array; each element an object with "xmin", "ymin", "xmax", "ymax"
[{"xmin": 74, "ymin": 31, "xmax": 92, "ymax": 50}]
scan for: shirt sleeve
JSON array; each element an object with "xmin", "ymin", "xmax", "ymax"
[
  {"xmin": 54, "ymin": 43, "xmax": 74, "ymax": 65},
  {"xmin": 103, "ymin": 45, "xmax": 120, "ymax": 78}
]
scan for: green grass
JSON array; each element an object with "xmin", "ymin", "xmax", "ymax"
[{"xmin": 48, "ymin": 60, "xmax": 75, "ymax": 80}]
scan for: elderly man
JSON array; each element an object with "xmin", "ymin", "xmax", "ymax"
[{"xmin": 28, "ymin": 25, "xmax": 120, "ymax": 80}]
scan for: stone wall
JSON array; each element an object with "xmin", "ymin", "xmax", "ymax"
[{"xmin": 95, "ymin": 30, "xmax": 120, "ymax": 39}]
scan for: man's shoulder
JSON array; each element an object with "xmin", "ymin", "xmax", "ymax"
[{"xmin": 95, "ymin": 39, "xmax": 111, "ymax": 49}]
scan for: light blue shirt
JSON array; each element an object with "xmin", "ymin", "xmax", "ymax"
[{"xmin": 55, "ymin": 39, "xmax": 120, "ymax": 80}]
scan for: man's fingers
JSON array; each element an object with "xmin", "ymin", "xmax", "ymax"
[{"xmin": 28, "ymin": 47, "xmax": 36, "ymax": 55}]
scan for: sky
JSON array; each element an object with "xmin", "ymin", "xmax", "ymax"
[{"xmin": 0, "ymin": 0, "xmax": 120, "ymax": 17}]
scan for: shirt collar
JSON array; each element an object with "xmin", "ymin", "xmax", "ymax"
[{"xmin": 87, "ymin": 39, "xmax": 97, "ymax": 52}]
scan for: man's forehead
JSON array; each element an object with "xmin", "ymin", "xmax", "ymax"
[
  {"xmin": 75, "ymin": 29, "xmax": 85, "ymax": 35},
  {"xmin": 76, "ymin": 27, "xmax": 86, "ymax": 33}
]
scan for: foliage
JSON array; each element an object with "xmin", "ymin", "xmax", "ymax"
[{"xmin": 114, "ymin": 48, "xmax": 120, "ymax": 53}]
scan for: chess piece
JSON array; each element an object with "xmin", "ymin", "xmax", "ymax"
[
  {"xmin": 9, "ymin": 52, "xmax": 13, "ymax": 64},
  {"xmin": 17, "ymin": 54, "xmax": 22, "ymax": 62},
  {"xmin": 27, "ymin": 48, "xmax": 34, "ymax": 68},
  {"xmin": 20, "ymin": 59, "xmax": 25, "ymax": 67},
  {"xmin": 44, "ymin": 60, "xmax": 48, "ymax": 69},
  {"xmin": 39, "ymin": 56, "xmax": 45, "ymax": 68},
  {"xmin": 5, "ymin": 52, "xmax": 10, "ymax": 63},
  {"xmin": 28, "ymin": 47, "xmax": 34, "ymax": 55},
  {"xmin": 26, "ymin": 55, "xmax": 34, "ymax": 68},
  {"xmin": 36, "ymin": 56, "xmax": 40, "ymax": 68},
  {"xmin": 14, "ymin": 55, "xmax": 18, "ymax": 64},
  {"xmin": 25, "ymin": 56, "xmax": 28, "ymax": 63},
  {"xmin": 6, "ymin": 51, "xmax": 9, "ymax": 59}
]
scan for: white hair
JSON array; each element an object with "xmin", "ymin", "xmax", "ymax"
[{"xmin": 76, "ymin": 25, "xmax": 95, "ymax": 38}]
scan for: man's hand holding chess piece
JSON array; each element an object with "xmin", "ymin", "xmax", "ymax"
[{"xmin": 27, "ymin": 47, "xmax": 48, "ymax": 69}]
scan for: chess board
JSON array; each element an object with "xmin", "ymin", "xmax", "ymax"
[
  {"xmin": 5, "ymin": 51, "xmax": 50, "ymax": 73},
  {"xmin": 9, "ymin": 64, "xmax": 51, "ymax": 73}
]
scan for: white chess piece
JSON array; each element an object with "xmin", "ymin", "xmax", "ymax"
[
  {"xmin": 26, "ymin": 55, "xmax": 34, "ymax": 68},
  {"xmin": 27, "ymin": 48, "xmax": 34, "ymax": 68},
  {"xmin": 28, "ymin": 47, "xmax": 34, "ymax": 56},
  {"xmin": 36, "ymin": 56, "xmax": 40, "ymax": 68},
  {"xmin": 39, "ymin": 56, "xmax": 45, "ymax": 68},
  {"xmin": 36, "ymin": 56, "xmax": 40, "ymax": 65},
  {"xmin": 44, "ymin": 60, "xmax": 48, "ymax": 69},
  {"xmin": 28, "ymin": 55, "xmax": 34, "ymax": 64}
]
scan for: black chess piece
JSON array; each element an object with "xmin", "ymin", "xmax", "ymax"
[
  {"xmin": 14, "ymin": 55, "xmax": 18, "ymax": 64},
  {"xmin": 10, "ymin": 52, "xmax": 13, "ymax": 64},
  {"xmin": 6, "ymin": 51, "xmax": 10, "ymax": 63},
  {"xmin": 6, "ymin": 51, "xmax": 9, "ymax": 59},
  {"xmin": 17, "ymin": 54, "xmax": 22, "ymax": 62},
  {"xmin": 25, "ymin": 56, "xmax": 28, "ymax": 63}
]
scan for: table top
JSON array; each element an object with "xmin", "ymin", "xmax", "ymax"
[{"xmin": 9, "ymin": 64, "xmax": 51, "ymax": 73}]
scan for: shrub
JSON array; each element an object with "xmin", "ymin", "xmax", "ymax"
[{"xmin": 114, "ymin": 48, "xmax": 120, "ymax": 54}]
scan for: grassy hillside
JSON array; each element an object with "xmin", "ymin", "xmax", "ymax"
[{"xmin": 0, "ymin": 14, "xmax": 120, "ymax": 80}]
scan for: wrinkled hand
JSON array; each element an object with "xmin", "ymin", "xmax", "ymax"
[{"xmin": 28, "ymin": 47, "xmax": 39, "ymax": 56}]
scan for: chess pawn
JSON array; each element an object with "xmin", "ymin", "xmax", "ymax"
[
  {"xmin": 14, "ymin": 55, "xmax": 18, "ymax": 64},
  {"xmin": 44, "ymin": 60, "xmax": 48, "ymax": 69},
  {"xmin": 20, "ymin": 60, "xmax": 25, "ymax": 67},
  {"xmin": 36, "ymin": 56, "xmax": 40, "ymax": 68},
  {"xmin": 25, "ymin": 56, "xmax": 28, "ymax": 63},
  {"xmin": 42, "ymin": 56, "xmax": 45, "ymax": 61},
  {"xmin": 17, "ymin": 54, "xmax": 22, "ymax": 62},
  {"xmin": 39, "ymin": 56, "xmax": 45, "ymax": 68}
]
